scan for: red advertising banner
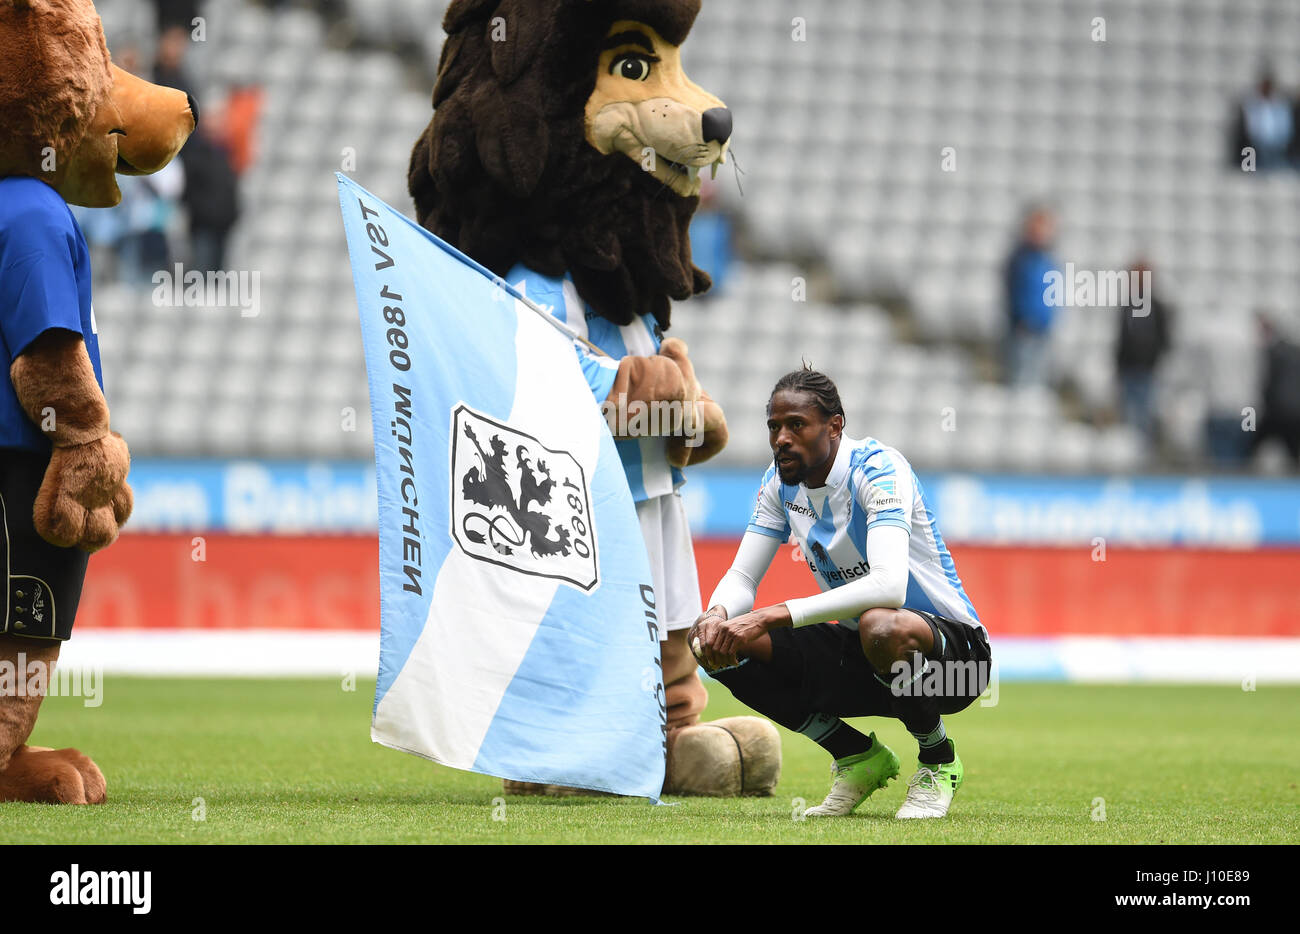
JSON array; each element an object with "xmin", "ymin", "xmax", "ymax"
[
  {"xmin": 692, "ymin": 541, "xmax": 1299, "ymax": 638},
  {"xmin": 79, "ymin": 534, "xmax": 380, "ymax": 631},
  {"xmin": 75, "ymin": 534, "xmax": 1299, "ymax": 637}
]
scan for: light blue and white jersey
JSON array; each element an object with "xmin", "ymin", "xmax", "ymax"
[
  {"xmin": 507, "ymin": 264, "xmax": 685, "ymax": 502},
  {"xmin": 746, "ymin": 436, "xmax": 982, "ymax": 632}
]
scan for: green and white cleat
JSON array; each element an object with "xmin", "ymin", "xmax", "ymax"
[
  {"xmin": 895, "ymin": 751, "xmax": 964, "ymax": 819},
  {"xmin": 803, "ymin": 734, "xmax": 900, "ymax": 817}
]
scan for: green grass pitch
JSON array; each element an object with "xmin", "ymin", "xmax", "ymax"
[{"xmin": 5, "ymin": 679, "xmax": 1297, "ymax": 843}]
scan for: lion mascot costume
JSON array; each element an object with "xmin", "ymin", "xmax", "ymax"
[
  {"xmin": 0, "ymin": 0, "xmax": 194, "ymax": 803},
  {"xmin": 409, "ymin": 0, "xmax": 781, "ymax": 796}
]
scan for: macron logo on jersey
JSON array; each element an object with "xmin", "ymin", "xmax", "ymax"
[{"xmin": 785, "ymin": 500, "xmax": 816, "ymax": 518}]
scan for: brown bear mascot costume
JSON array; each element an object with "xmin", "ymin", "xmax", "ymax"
[
  {"xmin": 0, "ymin": 0, "xmax": 194, "ymax": 803},
  {"xmin": 409, "ymin": 0, "xmax": 781, "ymax": 796}
]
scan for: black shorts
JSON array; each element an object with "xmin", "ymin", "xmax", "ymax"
[
  {"xmin": 0, "ymin": 448, "xmax": 89, "ymax": 641},
  {"xmin": 763, "ymin": 609, "xmax": 993, "ymax": 719}
]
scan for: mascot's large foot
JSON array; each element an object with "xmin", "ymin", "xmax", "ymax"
[
  {"xmin": 0, "ymin": 745, "xmax": 106, "ymax": 804},
  {"xmin": 664, "ymin": 716, "xmax": 781, "ymax": 797},
  {"xmin": 51, "ymin": 747, "xmax": 107, "ymax": 804},
  {"xmin": 498, "ymin": 716, "xmax": 782, "ymax": 799}
]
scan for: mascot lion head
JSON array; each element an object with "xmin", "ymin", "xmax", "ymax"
[{"xmin": 408, "ymin": 0, "xmax": 731, "ymax": 329}]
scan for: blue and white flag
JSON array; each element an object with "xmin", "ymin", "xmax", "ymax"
[{"xmin": 336, "ymin": 174, "xmax": 667, "ymax": 799}]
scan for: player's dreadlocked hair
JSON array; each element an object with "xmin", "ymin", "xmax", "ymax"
[{"xmin": 768, "ymin": 365, "xmax": 845, "ymax": 421}]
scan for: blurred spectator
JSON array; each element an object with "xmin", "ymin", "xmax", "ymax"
[
  {"xmin": 175, "ymin": 84, "xmax": 259, "ymax": 274},
  {"xmin": 218, "ymin": 85, "xmax": 265, "ymax": 175},
  {"xmin": 1252, "ymin": 313, "xmax": 1300, "ymax": 466},
  {"xmin": 1231, "ymin": 69, "xmax": 1295, "ymax": 171},
  {"xmin": 153, "ymin": 24, "xmax": 196, "ymax": 100},
  {"xmin": 181, "ymin": 125, "xmax": 240, "ymax": 274},
  {"xmin": 1115, "ymin": 258, "xmax": 1171, "ymax": 438},
  {"xmin": 154, "ymin": 0, "xmax": 202, "ymax": 33},
  {"xmin": 116, "ymin": 161, "xmax": 186, "ymax": 286},
  {"xmin": 688, "ymin": 178, "xmax": 734, "ymax": 299},
  {"xmin": 1003, "ymin": 205, "xmax": 1060, "ymax": 387},
  {"xmin": 70, "ymin": 202, "xmax": 128, "ymax": 284},
  {"xmin": 1294, "ymin": 91, "xmax": 1300, "ymax": 166}
]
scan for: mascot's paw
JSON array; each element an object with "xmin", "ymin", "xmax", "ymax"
[
  {"xmin": 54, "ymin": 747, "xmax": 107, "ymax": 804},
  {"xmin": 0, "ymin": 745, "xmax": 103, "ymax": 804},
  {"xmin": 34, "ymin": 432, "xmax": 132, "ymax": 552},
  {"xmin": 658, "ymin": 338, "xmax": 701, "ymax": 412},
  {"xmin": 664, "ymin": 716, "xmax": 782, "ymax": 797},
  {"xmin": 502, "ymin": 778, "xmax": 615, "ymax": 797},
  {"xmin": 659, "ymin": 340, "xmax": 726, "ymax": 468},
  {"xmin": 657, "ymin": 338, "xmax": 698, "ymax": 389},
  {"xmin": 668, "ymin": 390, "xmax": 728, "ymax": 468}
]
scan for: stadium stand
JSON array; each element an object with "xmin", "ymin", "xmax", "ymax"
[{"xmin": 89, "ymin": 0, "xmax": 1300, "ymax": 472}]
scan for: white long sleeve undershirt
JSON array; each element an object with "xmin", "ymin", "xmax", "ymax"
[
  {"xmin": 705, "ymin": 524, "xmax": 911, "ymax": 627},
  {"xmin": 705, "ymin": 532, "xmax": 780, "ymax": 620}
]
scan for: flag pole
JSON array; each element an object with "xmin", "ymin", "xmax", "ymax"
[
  {"xmin": 417, "ymin": 221, "xmax": 612, "ymax": 359},
  {"xmin": 510, "ymin": 286, "xmax": 612, "ymax": 360}
]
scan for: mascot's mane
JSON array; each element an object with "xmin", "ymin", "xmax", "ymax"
[{"xmin": 408, "ymin": 0, "xmax": 710, "ymax": 329}]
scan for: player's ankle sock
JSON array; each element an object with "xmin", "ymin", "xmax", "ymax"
[
  {"xmin": 918, "ymin": 739, "xmax": 955, "ymax": 765},
  {"xmin": 798, "ymin": 712, "xmax": 873, "ymax": 760},
  {"xmin": 913, "ymin": 720, "xmax": 955, "ymax": 765},
  {"xmin": 825, "ymin": 725, "xmax": 874, "ymax": 760}
]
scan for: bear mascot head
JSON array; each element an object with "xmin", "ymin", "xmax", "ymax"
[
  {"xmin": 0, "ymin": 0, "xmax": 194, "ymax": 804},
  {"xmin": 0, "ymin": 0, "xmax": 195, "ymax": 205},
  {"xmin": 409, "ymin": 0, "xmax": 781, "ymax": 798}
]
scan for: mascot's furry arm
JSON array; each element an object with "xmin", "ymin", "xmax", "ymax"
[{"xmin": 9, "ymin": 330, "xmax": 132, "ymax": 551}]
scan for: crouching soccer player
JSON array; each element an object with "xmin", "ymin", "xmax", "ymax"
[{"xmin": 690, "ymin": 367, "xmax": 992, "ymax": 818}]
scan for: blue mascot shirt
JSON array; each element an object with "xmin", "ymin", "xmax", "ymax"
[{"xmin": 0, "ymin": 176, "xmax": 104, "ymax": 452}]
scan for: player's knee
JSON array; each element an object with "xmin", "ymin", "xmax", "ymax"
[
  {"xmin": 858, "ymin": 608, "xmax": 900, "ymax": 661},
  {"xmin": 858, "ymin": 608, "xmax": 921, "ymax": 663},
  {"xmin": 858, "ymin": 607, "xmax": 904, "ymax": 644}
]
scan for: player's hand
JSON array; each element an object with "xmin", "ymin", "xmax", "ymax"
[
  {"xmin": 689, "ymin": 607, "xmax": 736, "ymax": 671},
  {"xmin": 709, "ymin": 611, "xmax": 771, "ymax": 658}
]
